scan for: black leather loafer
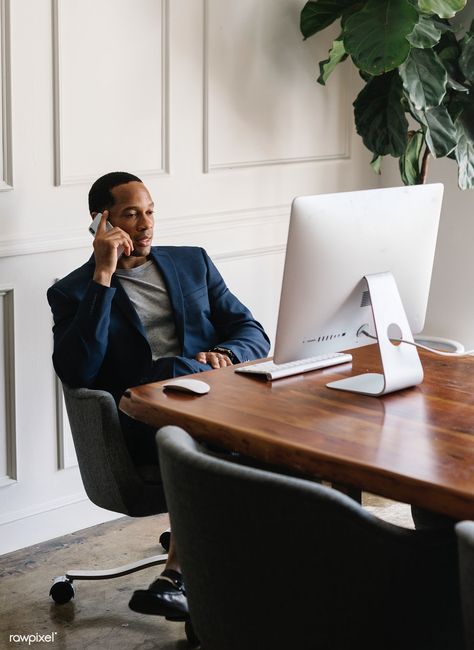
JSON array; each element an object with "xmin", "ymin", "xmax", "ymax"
[{"xmin": 128, "ymin": 569, "xmax": 189, "ymax": 621}]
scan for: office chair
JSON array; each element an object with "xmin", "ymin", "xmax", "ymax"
[
  {"xmin": 49, "ymin": 385, "xmax": 170, "ymax": 605},
  {"xmin": 157, "ymin": 425, "xmax": 471, "ymax": 650},
  {"xmin": 457, "ymin": 521, "xmax": 474, "ymax": 650}
]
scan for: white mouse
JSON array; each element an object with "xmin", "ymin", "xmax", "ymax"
[{"xmin": 163, "ymin": 378, "xmax": 210, "ymax": 395}]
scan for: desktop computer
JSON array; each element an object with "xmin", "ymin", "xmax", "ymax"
[{"xmin": 236, "ymin": 184, "xmax": 444, "ymax": 395}]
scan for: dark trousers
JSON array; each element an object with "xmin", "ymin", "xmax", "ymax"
[
  {"xmin": 118, "ymin": 356, "xmax": 212, "ymax": 466},
  {"xmin": 411, "ymin": 505, "xmax": 458, "ymax": 530}
]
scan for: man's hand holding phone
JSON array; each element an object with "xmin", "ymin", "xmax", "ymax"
[{"xmin": 90, "ymin": 211, "xmax": 133, "ymax": 286}]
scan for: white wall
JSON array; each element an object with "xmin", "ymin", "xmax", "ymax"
[
  {"xmin": 382, "ymin": 156, "xmax": 474, "ymax": 349},
  {"xmin": 0, "ymin": 0, "xmax": 377, "ymax": 554}
]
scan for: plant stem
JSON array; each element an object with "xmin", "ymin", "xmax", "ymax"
[{"xmin": 420, "ymin": 146, "xmax": 430, "ymax": 184}]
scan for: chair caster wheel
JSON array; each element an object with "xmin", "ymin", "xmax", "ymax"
[
  {"xmin": 185, "ymin": 620, "xmax": 200, "ymax": 647},
  {"xmin": 50, "ymin": 576, "xmax": 75, "ymax": 604},
  {"xmin": 159, "ymin": 528, "xmax": 171, "ymax": 552}
]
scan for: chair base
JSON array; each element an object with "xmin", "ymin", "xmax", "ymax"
[{"xmin": 50, "ymin": 553, "xmax": 167, "ymax": 604}]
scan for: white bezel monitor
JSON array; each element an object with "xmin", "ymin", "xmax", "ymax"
[{"xmin": 273, "ymin": 184, "xmax": 443, "ymax": 365}]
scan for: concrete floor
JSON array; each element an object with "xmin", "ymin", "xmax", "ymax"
[
  {"xmin": 0, "ymin": 496, "xmax": 413, "ymax": 650},
  {"xmin": 0, "ymin": 513, "xmax": 189, "ymax": 650}
]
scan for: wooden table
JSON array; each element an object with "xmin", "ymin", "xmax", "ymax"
[{"xmin": 120, "ymin": 346, "xmax": 474, "ymax": 520}]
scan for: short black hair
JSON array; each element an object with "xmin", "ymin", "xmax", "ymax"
[{"xmin": 88, "ymin": 171, "xmax": 143, "ymax": 214}]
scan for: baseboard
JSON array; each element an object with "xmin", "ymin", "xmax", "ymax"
[{"xmin": 0, "ymin": 497, "xmax": 121, "ymax": 556}]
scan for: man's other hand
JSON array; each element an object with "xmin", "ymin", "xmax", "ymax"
[{"xmin": 195, "ymin": 351, "xmax": 233, "ymax": 368}]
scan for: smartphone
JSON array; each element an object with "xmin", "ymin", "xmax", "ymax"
[
  {"xmin": 88, "ymin": 212, "xmax": 111, "ymax": 236},
  {"xmin": 88, "ymin": 212, "xmax": 123, "ymax": 258}
]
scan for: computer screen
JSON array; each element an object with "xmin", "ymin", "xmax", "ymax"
[{"xmin": 273, "ymin": 184, "xmax": 444, "ymax": 369}]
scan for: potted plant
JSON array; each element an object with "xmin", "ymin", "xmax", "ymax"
[{"xmin": 300, "ymin": 0, "xmax": 474, "ymax": 189}]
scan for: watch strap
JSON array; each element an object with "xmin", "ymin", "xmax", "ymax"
[{"xmin": 210, "ymin": 347, "xmax": 238, "ymax": 364}]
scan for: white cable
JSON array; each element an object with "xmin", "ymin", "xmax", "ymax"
[{"xmin": 360, "ymin": 330, "xmax": 474, "ymax": 357}]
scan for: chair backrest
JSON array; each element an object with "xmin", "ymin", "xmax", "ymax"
[
  {"xmin": 157, "ymin": 425, "xmax": 467, "ymax": 650},
  {"xmin": 456, "ymin": 521, "xmax": 474, "ymax": 650},
  {"xmin": 62, "ymin": 384, "xmax": 166, "ymax": 517}
]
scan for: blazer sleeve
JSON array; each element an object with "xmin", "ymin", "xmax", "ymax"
[
  {"xmin": 47, "ymin": 280, "xmax": 117, "ymax": 387},
  {"xmin": 203, "ymin": 249, "xmax": 270, "ymax": 362}
]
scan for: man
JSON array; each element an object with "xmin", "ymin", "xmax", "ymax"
[{"xmin": 48, "ymin": 171, "xmax": 270, "ymax": 621}]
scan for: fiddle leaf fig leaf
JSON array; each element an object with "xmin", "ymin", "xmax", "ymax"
[
  {"xmin": 343, "ymin": 0, "xmax": 418, "ymax": 75},
  {"xmin": 417, "ymin": 0, "xmax": 467, "ymax": 20},
  {"xmin": 299, "ymin": 0, "xmax": 473, "ymax": 189},
  {"xmin": 431, "ymin": 17, "xmax": 456, "ymax": 33},
  {"xmin": 318, "ymin": 36, "xmax": 348, "ymax": 85},
  {"xmin": 435, "ymin": 30, "xmax": 461, "ymax": 78},
  {"xmin": 455, "ymin": 105, "xmax": 474, "ymax": 190},
  {"xmin": 300, "ymin": 0, "xmax": 356, "ymax": 39},
  {"xmin": 447, "ymin": 91, "xmax": 468, "ymax": 122},
  {"xmin": 407, "ymin": 14, "xmax": 442, "ymax": 48},
  {"xmin": 459, "ymin": 27, "xmax": 474, "ymax": 84},
  {"xmin": 353, "ymin": 71, "xmax": 409, "ymax": 157},
  {"xmin": 399, "ymin": 130, "xmax": 424, "ymax": 184},
  {"xmin": 399, "ymin": 47, "xmax": 447, "ymax": 110},
  {"xmin": 370, "ymin": 154, "xmax": 383, "ymax": 175},
  {"xmin": 411, "ymin": 103, "xmax": 457, "ymax": 157},
  {"xmin": 446, "ymin": 76, "xmax": 469, "ymax": 92},
  {"xmin": 359, "ymin": 69, "xmax": 373, "ymax": 82}
]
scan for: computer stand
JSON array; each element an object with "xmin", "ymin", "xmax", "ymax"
[{"xmin": 327, "ymin": 272, "xmax": 424, "ymax": 396}]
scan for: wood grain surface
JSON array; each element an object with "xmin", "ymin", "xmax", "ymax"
[{"xmin": 120, "ymin": 346, "xmax": 474, "ymax": 519}]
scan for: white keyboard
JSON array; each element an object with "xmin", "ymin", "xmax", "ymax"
[{"xmin": 234, "ymin": 352, "xmax": 352, "ymax": 381}]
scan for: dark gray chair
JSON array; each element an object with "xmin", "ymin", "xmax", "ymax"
[
  {"xmin": 49, "ymin": 385, "xmax": 169, "ymax": 604},
  {"xmin": 157, "ymin": 425, "xmax": 471, "ymax": 650},
  {"xmin": 457, "ymin": 521, "xmax": 474, "ymax": 650}
]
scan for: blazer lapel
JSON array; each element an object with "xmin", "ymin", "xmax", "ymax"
[
  {"xmin": 86, "ymin": 249, "xmax": 185, "ymax": 345},
  {"xmin": 85, "ymin": 254, "xmax": 147, "ymax": 340},
  {"xmin": 150, "ymin": 248, "xmax": 185, "ymax": 347}
]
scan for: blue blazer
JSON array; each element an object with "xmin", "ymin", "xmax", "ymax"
[{"xmin": 48, "ymin": 246, "xmax": 270, "ymax": 400}]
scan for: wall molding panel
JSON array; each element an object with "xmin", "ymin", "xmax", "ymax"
[
  {"xmin": 0, "ymin": 0, "xmax": 13, "ymax": 191},
  {"xmin": 52, "ymin": 0, "xmax": 170, "ymax": 186},
  {"xmin": 159, "ymin": 204, "xmax": 289, "ymax": 241},
  {"xmin": 55, "ymin": 368, "xmax": 78, "ymax": 471},
  {"xmin": 214, "ymin": 244, "xmax": 285, "ymax": 263},
  {"xmin": 202, "ymin": 0, "xmax": 351, "ymax": 173},
  {"xmin": 0, "ymin": 0, "xmax": 378, "ymax": 554},
  {"xmin": 0, "ymin": 204, "xmax": 290, "ymax": 258},
  {"xmin": 0, "ymin": 491, "xmax": 87, "ymax": 527},
  {"xmin": 0, "ymin": 287, "xmax": 16, "ymax": 487},
  {"xmin": 0, "ymin": 492, "xmax": 121, "ymax": 555}
]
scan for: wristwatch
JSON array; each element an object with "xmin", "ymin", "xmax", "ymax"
[{"xmin": 210, "ymin": 346, "xmax": 238, "ymax": 364}]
